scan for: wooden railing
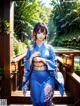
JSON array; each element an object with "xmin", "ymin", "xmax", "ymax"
[
  {"xmin": 10, "ymin": 52, "xmax": 26, "ymax": 91},
  {"xmin": 57, "ymin": 54, "xmax": 80, "ymax": 105},
  {"xmin": 56, "ymin": 51, "xmax": 80, "ymax": 56},
  {"xmin": 10, "ymin": 51, "xmax": 80, "ymax": 91}
]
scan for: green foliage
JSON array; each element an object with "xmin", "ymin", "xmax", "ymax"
[
  {"xmin": 38, "ymin": 1, "xmax": 51, "ymax": 24},
  {"xmin": 74, "ymin": 56, "xmax": 80, "ymax": 76},
  {"xmin": 53, "ymin": 30, "xmax": 80, "ymax": 49},
  {"xmin": 14, "ymin": 0, "xmax": 40, "ymax": 41},
  {"xmin": 24, "ymin": 39, "xmax": 32, "ymax": 47},
  {"xmin": 0, "ymin": 18, "xmax": 10, "ymax": 35},
  {"xmin": 74, "ymin": 70, "xmax": 80, "ymax": 76},
  {"xmin": 50, "ymin": 1, "xmax": 80, "ymax": 35},
  {"xmin": 48, "ymin": 0, "xmax": 80, "ymax": 49},
  {"xmin": 48, "ymin": 15, "xmax": 56, "ymax": 38},
  {"xmin": 0, "ymin": 67, "xmax": 3, "ymax": 75},
  {"xmin": 14, "ymin": 0, "xmax": 49, "ymax": 42},
  {"xmin": 13, "ymin": 37, "xmax": 27, "ymax": 57}
]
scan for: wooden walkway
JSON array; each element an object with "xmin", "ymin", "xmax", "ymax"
[
  {"xmin": 9, "ymin": 104, "xmax": 72, "ymax": 106},
  {"xmin": 8, "ymin": 90, "xmax": 74, "ymax": 106}
]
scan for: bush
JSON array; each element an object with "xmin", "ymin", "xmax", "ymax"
[
  {"xmin": 53, "ymin": 30, "xmax": 80, "ymax": 49},
  {"xmin": 13, "ymin": 37, "xmax": 27, "ymax": 57}
]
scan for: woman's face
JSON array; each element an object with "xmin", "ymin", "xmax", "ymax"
[{"xmin": 36, "ymin": 31, "xmax": 46, "ymax": 41}]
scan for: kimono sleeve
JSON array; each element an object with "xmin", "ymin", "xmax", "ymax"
[
  {"xmin": 23, "ymin": 48, "xmax": 32, "ymax": 81},
  {"xmin": 46, "ymin": 46, "xmax": 57, "ymax": 77},
  {"xmin": 55, "ymin": 72, "xmax": 64, "ymax": 96}
]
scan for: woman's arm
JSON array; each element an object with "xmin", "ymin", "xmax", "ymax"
[
  {"xmin": 46, "ymin": 45, "xmax": 57, "ymax": 77},
  {"xmin": 23, "ymin": 48, "xmax": 32, "ymax": 82}
]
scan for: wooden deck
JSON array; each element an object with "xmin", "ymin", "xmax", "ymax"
[
  {"xmin": 7, "ymin": 90, "xmax": 74, "ymax": 106},
  {"xmin": 9, "ymin": 104, "xmax": 72, "ymax": 106},
  {"xmin": 11, "ymin": 90, "xmax": 71, "ymax": 97}
]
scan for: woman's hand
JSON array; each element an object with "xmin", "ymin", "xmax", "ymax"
[
  {"xmin": 39, "ymin": 57, "xmax": 46, "ymax": 64},
  {"xmin": 31, "ymin": 52, "xmax": 41, "ymax": 58},
  {"xmin": 30, "ymin": 52, "xmax": 41, "ymax": 65}
]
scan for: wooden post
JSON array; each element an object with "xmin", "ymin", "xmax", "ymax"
[
  {"xmin": 3, "ymin": 0, "xmax": 11, "ymax": 97},
  {"xmin": 0, "ymin": 0, "xmax": 14, "ymax": 98},
  {"xmin": 0, "ymin": 1, "xmax": 4, "ymax": 67}
]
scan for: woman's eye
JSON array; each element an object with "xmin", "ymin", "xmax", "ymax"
[{"xmin": 37, "ymin": 32, "xmax": 41, "ymax": 34}]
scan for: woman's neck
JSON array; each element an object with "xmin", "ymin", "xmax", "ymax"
[{"xmin": 36, "ymin": 39, "xmax": 44, "ymax": 47}]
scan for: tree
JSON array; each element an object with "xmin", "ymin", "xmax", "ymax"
[
  {"xmin": 50, "ymin": 0, "xmax": 80, "ymax": 35},
  {"xmin": 14, "ymin": 0, "xmax": 50, "ymax": 42},
  {"xmin": 14, "ymin": 0, "xmax": 40, "ymax": 41}
]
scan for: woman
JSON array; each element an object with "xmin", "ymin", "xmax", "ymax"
[{"xmin": 22, "ymin": 23, "xmax": 64, "ymax": 106}]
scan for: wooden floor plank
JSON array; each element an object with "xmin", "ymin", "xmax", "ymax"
[
  {"xmin": 9, "ymin": 104, "xmax": 33, "ymax": 106},
  {"xmin": 11, "ymin": 90, "xmax": 71, "ymax": 97},
  {"xmin": 8, "ymin": 90, "xmax": 74, "ymax": 105},
  {"xmin": 9, "ymin": 104, "xmax": 71, "ymax": 106}
]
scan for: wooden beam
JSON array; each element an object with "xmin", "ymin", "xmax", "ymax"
[
  {"xmin": 1, "ymin": 0, "xmax": 14, "ymax": 98},
  {"xmin": 0, "ymin": 0, "xmax": 4, "ymax": 67}
]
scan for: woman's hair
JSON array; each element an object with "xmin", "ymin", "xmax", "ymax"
[{"xmin": 32, "ymin": 22, "xmax": 48, "ymax": 40}]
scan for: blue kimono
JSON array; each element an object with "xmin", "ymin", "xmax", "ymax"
[{"xmin": 22, "ymin": 42, "xmax": 64, "ymax": 106}]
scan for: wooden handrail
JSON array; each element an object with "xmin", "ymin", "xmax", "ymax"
[
  {"xmin": 11, "ymin": 52, "xmax": 26, "ymax": 63},
  {"xmin": 67, "ymin": 72, "xmax": 80, "ymax": 84},
  {"xmin": 56, "ymin": 51, "xmax": 80, "ymax": 56},
  {"xmin": 10, "ymin": 52, "xmax": 26, "ymax": 91},
  {"xmin": 56, "ymin": 56, "xmax": 63, "ymax": 63},
  {"xmin": 57, "ymin": 56, "xmax": 68, "ymax": 68}
]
